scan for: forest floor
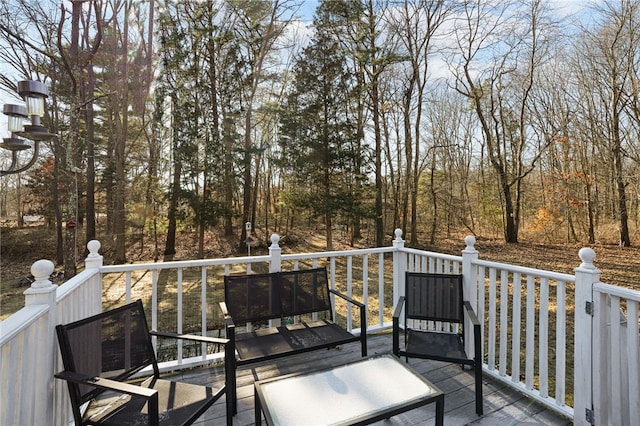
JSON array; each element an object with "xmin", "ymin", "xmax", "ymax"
[{"xmin": 2, "ymin": 224, "xmax": 640, "ymax": 321}]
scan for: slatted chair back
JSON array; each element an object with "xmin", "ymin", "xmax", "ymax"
[
  {"xmin": 404, "ymin": 272, "xmax": 464, "ymax": 324},
  {"xmin": 55, "ymin": 300, "xmax": 159, "ymax": 423},
  {"xmin": 279, "ymin": 268, "xmax": 332, "ymax": 319}
]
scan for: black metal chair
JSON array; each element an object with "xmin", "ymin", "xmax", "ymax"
[
  {"xmin": 55, "ymin": 299, "xmax": 234, "ymax": 426},
  {"xmin": 392, "ymin": 272, "xmax": 483, "ymax": 415}
]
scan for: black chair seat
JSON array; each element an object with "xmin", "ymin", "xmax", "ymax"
[
  {"xmin": 84, "ymin": 377, "xmax": 221, "ymax": 426},
  {"xmin": 406, "ymin": 329, "xmax": 469, "ymax": 362}
]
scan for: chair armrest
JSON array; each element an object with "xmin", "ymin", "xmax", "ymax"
[
  {"xmin": 55, "ymin": 370, "xmax": 157, "ymax": 399},
  {"xmin": 392, "ymin": 296, "xmax": 405, "ymax": 356},
  {"xmin": 463, "ymin": 301, "xmax": 481, "ymax": 326},
  {"xmin": 219, "ymin": 301, "xmax": 230, "ymax": 317},
  {"xmin": 219, "ymin": 301, "xmax": 236, "ymax": 327},
  {"xmin": 329, "ymin": 288, "xmax": 364, "ymax": 308},
  {"xmin": 55, "ymin": 371, "xmax": 160, "ymax": 426},
  {"xmin": 393, "ymin": 296, "xmax": 406, "ymax": 320},
  {"xmin": 150, "ymin": 331, "xmax": 229, "ymax": 346}
]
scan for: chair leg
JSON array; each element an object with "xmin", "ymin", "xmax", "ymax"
[
  {"xmin": 226, "ymin": 392, "xmax": 234, "ymax": 426},
  {"xmin": 474, "ymin": 364, "xmax": 483, "ymax": 415}
]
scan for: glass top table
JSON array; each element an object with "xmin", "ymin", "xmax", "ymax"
[{"xmin": 254, "ymin": 354, "xmax": 444, "ymax": 426}]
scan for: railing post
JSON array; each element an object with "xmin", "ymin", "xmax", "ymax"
[
  {"xmin": 392, "ymin": 228, "xmax": 405, "ymax": 307},
  {"xmin": 462, "ymin": 235, "xmax": 479, "ymax": 358},
  {"xmin": 23, "ymin": 259, "xmax": 56, "ymax": 426},
  {"xmin": 269, "ymin": 234, "xmax": 282, "ymax": 328},
  {"xmin": 574, "ymin": 247, "xmax": 599, "ymax": 426},
  {"xmin": 84, "ymin": 240, "xmax": 104, "ymax": 315},
  {"xmin": 269, "ymin": 234, "xmax": 281, "ymax": 273},
  {"xmin": 85, "ymin": 239, "xmax": 103, "ymax": 269},
  {"xmin": 462, "ymin": 235, "xmax": 479, "ymax": 308}
]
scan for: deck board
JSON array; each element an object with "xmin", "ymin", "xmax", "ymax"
[{"xmin": 168, "ymin": 332, "xmax": 571, "ymax": 425}]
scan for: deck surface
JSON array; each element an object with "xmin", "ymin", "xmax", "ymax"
[{"xmin": 165, "ymin": 332, "xmax": 573, "ymax": 425}]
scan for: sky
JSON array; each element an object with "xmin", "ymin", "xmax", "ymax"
[{"xmin": 298, "ymin": 0, "xmax": 319, "ymax": 21}]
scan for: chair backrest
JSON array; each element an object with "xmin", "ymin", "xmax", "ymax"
[
  {"xmin": 224, "ymin": 272, "xmax": 282, "ymax": 323},
  {"xmin": 279, "ymin": 267, "xmax": 332, "ymax": 318},
  {"xmin": 56, "ymin": 300, "xmax": 159, "ymax": 413},
  {"xmin": 404, "ymin": 273, "xmax": 464, "ymax": 323}
]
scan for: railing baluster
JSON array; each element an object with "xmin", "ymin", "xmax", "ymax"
[
  {"xmin": 627, "ymin": 300, "xmax": 640, "ymax": 423},
  {"xmin": 346, "ymin": 256, "xmax": 353, "ymax": 331},
  {"xmin": 539, "ymin": 277, "xmax": 549, "ymax": 398},
  {"xmin": 152, "ymin": 269, "xmax": 158, "ymax": 350},
  {"xmin": 525, "ymin": 275, "xmax": 536, "ymax": 390},
  {"xmin": 511, "ymin": 272, "xmax": 522, "ymax": 385},
  {"xmin": 125, "ymin": 271, "xmax": 132, "ymax": 303},
  {"xmin": 499, "ymin": 269, "xmax": 508, "ymax": 377},
  {"xmin": 555, "ymin": 280, "xmax": 566, "ymax": 405},
  {"xmin": 201, "ymin": 266, "xmax": 207, "ymax": 359},
  {"xmin": 362, "ymin": 254, "xmax": 368, "ymax": 329},
  {"xmin": 378, "ymin": 253, "xmax": 385, "ymax": 328},
  {"xmin": 488, "ymin": 268, "xmax": 497, "ymax": 371}
]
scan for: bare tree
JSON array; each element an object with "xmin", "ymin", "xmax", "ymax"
[
  {"xmin": 449, "ymin": 0, "xmax": 555, "ymax": 243},
  {"xmin": 573, "ymin": 0, "xmax": 639, "ymax": 246},
  {"xmin": 385, "ymin": 0, "xmax": 454, "ymax": 246},
  {"xmin": 230, "ymin": 0, "xmax": 294, "ymax": 250}
]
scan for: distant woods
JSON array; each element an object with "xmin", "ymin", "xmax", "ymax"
[{"xmin": 1, "ymin": 0, "xmax": 639, "ymax": 276}]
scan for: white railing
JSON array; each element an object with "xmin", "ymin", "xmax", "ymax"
[
  {"xmin": 1, "ymin": 230, "xmax": 638, "ymax": 425},
  {"xmin": 471, "ymin": 255, "xmax": 576, "ymax": 418},
  {"xmin": 592, "ymin": 281, "xmax": 640, "ymax": 425},
  {"xmin": 0, "ymin": 242, "xmax": 103, "ymax": 426}
]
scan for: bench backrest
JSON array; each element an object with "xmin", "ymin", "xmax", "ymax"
[
  {"xmin": 224, "ymin": 267, "xmax": 333, "ymax": 324},
  {"xmin": 280, "ymin": 268, "xmax": 332, "ymax": 318},
  {"xmin": 224, "ymin": 272, "xmax": 282, "ymax": 323}
]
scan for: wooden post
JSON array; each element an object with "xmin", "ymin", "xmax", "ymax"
[
  {"xmin": 23, "ymin": 259, "xmax": 56, "ymax": 426},
  {"xmin": 573, "ymin": 247, "xmax": 599, "ymax": 426}
]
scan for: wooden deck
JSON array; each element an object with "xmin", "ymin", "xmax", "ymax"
[{"xmin": 166, "ymin": 332, "xmax": 573, "ymax": 425}]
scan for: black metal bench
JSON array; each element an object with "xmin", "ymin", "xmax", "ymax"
[{"xmin": 219, "ymin": 266, "xmax": 367, "ymax": 414}]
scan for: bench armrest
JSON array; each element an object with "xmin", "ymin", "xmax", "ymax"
[
  {"xmin": 150, "ymin": 331, "xmax": 229, "ymax": 346},
  {"xmin": 329, "ymin": 288, "xmax": 364, "ymax": 308}
]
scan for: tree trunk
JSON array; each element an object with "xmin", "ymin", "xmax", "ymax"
[
  {"xmin": 240, "ymin": 109, "xmax": 252, "ymax": 251},
  {"xmin": 165, "ymin": 153, "xmax": 180, "ymax": 257},
  {"xmin": 85, "ymin": 64, "xmax": 96, "ymax": 249}
]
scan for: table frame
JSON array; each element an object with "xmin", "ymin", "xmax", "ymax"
[{"xmin": 254, "ymin": 355, "xmax": 444, "ymax": 426}]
